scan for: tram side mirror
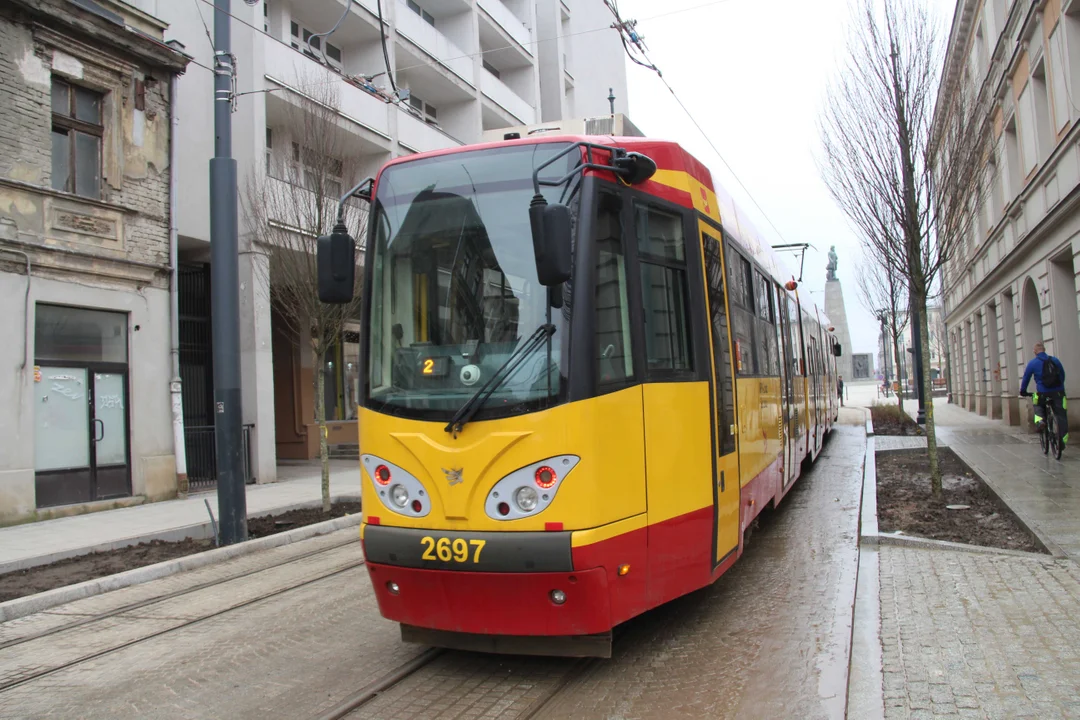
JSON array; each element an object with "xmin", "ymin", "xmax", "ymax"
[
  {"xmin": 613, "ymin": 152, "xmax": 658, "ymax": 185},
  {"xmin": 317, "ymin": 223, "xmax": 356, "ymax": 304},
  {"xmin": 528, "ymin": 197, "xmax": 572, "ymax": 287},
  {"xmin": 833, "ymin": 342, "xmax": 843, "ymax": 357}
]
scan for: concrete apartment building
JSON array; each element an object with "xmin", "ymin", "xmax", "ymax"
[
  {"xmin": 0, "ymin": 0, "xmax": 189, "ymax": 523},
  {"xmin": 937, "ymin": 0, "xmax": 1080, "ymax": 427},
  {"xmin": 122, "ymin": 0, "xmax": 630, "ymax": 487}
]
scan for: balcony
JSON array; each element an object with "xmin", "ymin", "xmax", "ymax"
[
  {"xmin": 481, "ymin": 70, "xmax": 536, "ymax": 125},
  {"xmin": 477, "ymin": 0, "xmax": 532, "ymax": 53},
  {"xmin": 397, "ymin": 110, "xmax": 462, "ymax": 153},
  {"xmin": 262, "ymin": 34, "xmax": 391, "ymax": 142},
  {"xmin": 394, "ymin": 0, "xmax": 475, "ymax": 86}
]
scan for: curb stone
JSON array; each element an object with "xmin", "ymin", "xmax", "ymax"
[
  {"xmin": 846, "ymin": 408, "xmax": 885, "ymax": 720},
  {"xmin": 0, "ymin": 494, "xmax": 361, "ymax": 575},
  {"xmin": 0, "ymin": 512, "xmax": 363, "ymax": 624}
]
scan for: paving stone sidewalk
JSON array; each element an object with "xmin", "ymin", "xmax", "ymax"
[{"xmin": 879, "ymin": 545, "xmax": 1080, "ymax": 719}]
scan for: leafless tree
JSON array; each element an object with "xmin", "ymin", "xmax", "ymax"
[
  {"xmin": 819, "ymin": 0, "xmax": 991, "ymax": 498},
  {"xmin": 244, "ymin": 69, "xmax": 366, "ymax": 512},
  {"xmin": 855, "ymin": 253, "xmax": 908, "ymax": 413}
]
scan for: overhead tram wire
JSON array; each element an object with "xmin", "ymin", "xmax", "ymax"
[{"xmin": 604, "ymin": 2, "xmax": 791, "ymax": 247}]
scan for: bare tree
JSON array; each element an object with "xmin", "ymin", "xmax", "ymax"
[
  {"xmin": 855, "ymin": 253, "xmax": 908, "ymax": 413},
  {"xmin": 244, "ymin": 69, "xmax": 366, "ymax": 512},
  {"xmin": 819, "ymin": 0, "xmax": 990, "ymax": 498}
]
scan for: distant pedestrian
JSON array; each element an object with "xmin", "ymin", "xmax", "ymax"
[{"xmin": 837, "ymin": 376, "xmax": 844, "ymax": 407}]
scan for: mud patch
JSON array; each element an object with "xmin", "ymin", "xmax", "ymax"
[
  {"xmin": 876, "ymin": 449, "xmax": 1045, "ymax": 553},
  {"xmin": 870, "ymin": 404, "xmax": 923, "ymax": 436},
  {"xmin": 0, "ymin": 501, "xmax": 362, "ymax": 603}
]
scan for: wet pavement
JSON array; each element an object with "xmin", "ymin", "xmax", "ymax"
[
  {"xmin": 878, "ymin": 546, "xmax": 1080, "ymax": 719},
  {"xmin": 0, "ymin": 416, "xmax": 869, "ymax": 719}
]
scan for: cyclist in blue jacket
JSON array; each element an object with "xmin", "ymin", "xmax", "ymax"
[{"xmin": 1020, "ymin": 341, "xmax": 1068, "ymax": 446}]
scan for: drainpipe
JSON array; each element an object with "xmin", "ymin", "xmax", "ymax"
[{"xmin": 169, "ymin": 71, "xmax": 188, "ymax": 497}]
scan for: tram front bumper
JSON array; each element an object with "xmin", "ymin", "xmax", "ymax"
[{"xmin": 366, "ymin": 562, "xmax": 612, "ymax": 636}]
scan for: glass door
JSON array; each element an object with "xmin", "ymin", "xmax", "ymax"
[
  {"xmin": 34, "ymin": 304, "xmax": 131, "ymax": 507},
  {"xmin": 34, "ymin": 368, "xmax": 93, "ymax": 506},
  {"xmin": 92, "ymin": 372, "xmax": 130, "ymax": 498}
]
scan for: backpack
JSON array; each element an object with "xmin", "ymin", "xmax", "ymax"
[{"xmin": 1042, "ymin": 357, "xmax": 1062, "ymax": 388}]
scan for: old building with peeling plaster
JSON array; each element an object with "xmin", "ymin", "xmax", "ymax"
[{"xmin": 0, "ymin": 0, "xmax": 189, "ymax": 524}]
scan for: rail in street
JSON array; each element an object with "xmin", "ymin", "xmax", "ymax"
[{"xmin": 0, "ymin": 419, "xmax": 867, "ymax": 719}]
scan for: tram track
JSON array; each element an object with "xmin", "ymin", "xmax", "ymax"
[
  {"xmin": 0, "ymin": 533, "xmax": 360, "ymax": 652},
  {"xmin": 0, "ymin": 543, "xmax": 367, "ymax": 695},
  {"xmin": 315, "ymin": 648, "xmax": 446, "ymax": 720},
  {"xmin": 316, "ymin": 626, "xmax": 626, "ymax": 720}
]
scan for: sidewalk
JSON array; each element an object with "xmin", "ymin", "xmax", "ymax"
[
  {"xmin": 0, "ymin": 460, "xmax": 361, "ymax": 574},
  {"xmin": 848, "ymin": 394, "xmax": 1080, "ymax": 718}
]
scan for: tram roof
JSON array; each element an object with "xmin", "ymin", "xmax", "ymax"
[{"xmin": 379, "ymin": 134, "xmax": 834, "ymax": 334}]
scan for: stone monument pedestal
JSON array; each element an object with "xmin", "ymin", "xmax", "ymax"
[{"xmin": 824, "ymin": 279, "xmax": 853, "ymax": 382}]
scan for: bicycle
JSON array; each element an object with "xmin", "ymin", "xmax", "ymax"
[{"xmin": 1021, "ymin": 391, "xmax": 1064, "ymax": 460}]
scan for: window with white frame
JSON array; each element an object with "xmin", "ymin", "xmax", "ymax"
[
  {"xmin": 1004, "ymin": 115, "xmax": 1022, "ymax": 197},
  {"xmin": 290, "ymin": 21, "xmax": 342, "ymax": 70},
  {"xmin": 263, "ymin": 0, "xmax": 269, "ymax": 33},
  {"xmin": 1049, "ymin": 25, "xmax": 1071, "ymax": 133},
  {"xmin": 291, "ymin": 141, "xmax": 343, "ymax": 198},
  {"xmin": 408, "ymin": 93, "xmax": 437, "ymax": 121},
  {"xmin": 407, "ymin": 0, "xmax": 435, "ymax": 26},
  {"xmin": 1017, "ymin": 83, "xmax": 1038, "ymax": 176}
]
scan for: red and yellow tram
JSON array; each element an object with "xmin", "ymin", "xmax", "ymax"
[{"xmin": 319, "ymin": 133, "xmax": 842, "ymax": 657}]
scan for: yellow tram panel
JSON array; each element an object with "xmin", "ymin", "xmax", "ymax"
[
  {"xmin": 734, "ymin": 376, "xmax": 783, "ymax": 488},
  {"xmin": 641, "ymin": 382, "xmax": 716, "ymax": 525},
  {"xmin": 356, "ymin": 385, "xmax": 647, "ymax": 533}
]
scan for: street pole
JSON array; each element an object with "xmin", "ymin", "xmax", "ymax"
[
  {"xmin": 210, "ymin": 0, "xmax": 246, "ymax": 544},
  {"xmin": 909, "ymin": 295, "xmax": 927, "ymax": 424}
]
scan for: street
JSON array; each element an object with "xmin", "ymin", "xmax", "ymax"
[{"xmin": 0, "ymin": 419, "xmax": 866, "ymax": 720}]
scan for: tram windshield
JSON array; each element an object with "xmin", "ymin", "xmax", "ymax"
[{"xmin": 365, "ymin": 142, "xmax": 578, "ymax": 421}]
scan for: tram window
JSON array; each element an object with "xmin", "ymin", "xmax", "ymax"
[
  {"xmin": 635, "ymin": 205, "xmax": 685, "ymax": 261},
  {"xmin": 752, "ymin": 271, "xmax": 773, "ymax": 323},
  {"xmin": 702, "ymin": 233, "xmax": 736, "ymax": 455},
  {"xmin": 595, "ymin": 193, "xmax": 634, "ymax": 386},
  {"xmin": 757, "ymin": 318, "xmax": 780, "ymax": 376},
  {"xmin": 639, "ymin": 263, "xmax": 692, "ymax": 372},
  {"xmin": 732, "ymin": 308, "xmax": 755, "ymax": 375},
  {"xmin": 727, "ymin": 248, "xmax": 750, "ymax": 308}
]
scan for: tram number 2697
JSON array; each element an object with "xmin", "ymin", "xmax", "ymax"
[{"xmin": 420, "ymin": 537, "xmax": 486, "ymax": 564}]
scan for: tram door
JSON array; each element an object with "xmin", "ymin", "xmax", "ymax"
[
  {"xmin": 701, "ymin": 230, "xmax": 740, "ymax": 563},
  {"xmin": 777, "ymin": 289, "xmax": 796, "ymax": 488}
]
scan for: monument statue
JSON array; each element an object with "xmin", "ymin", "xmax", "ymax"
[{"xmin": 826, "ymin": 245, "xmax": 838, "ymax": 282}]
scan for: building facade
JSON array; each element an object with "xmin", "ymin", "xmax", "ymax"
[
  {"xmin": 937, "ymin": 0, "xmax": 1080, "ymax": 427},
  {"xmin": 0, "ymin": 0, "xmax": 189, "ymax": 523},
  {"xmin": 123, "ymin": 0, "xmax": 630, "ymax": 480}
]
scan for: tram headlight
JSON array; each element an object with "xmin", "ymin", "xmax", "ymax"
[
  {"xmin": 362, "ymin": 455, "xmax": 430, "ymax": 518},
  {"xmin": 485, "ymin": 455, "xmax": 580, "ymax": 521},
  {"xmin": 514, "ymin": 486, "xmax": 539, "ymax": 512}
]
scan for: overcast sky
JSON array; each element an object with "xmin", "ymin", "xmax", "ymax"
[{"xmin": 614, "ymin": 0, "xmax": 956, "ymax": 357}]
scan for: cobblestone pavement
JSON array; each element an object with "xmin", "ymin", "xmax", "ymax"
[
  {"xmin": 354, "ymin": 418, "xmax": 865, "ymax": 720},
  {"xmin": 0, "ymin": 530, "xmax": 422, "ymax": 719},
  {"xmin": 874, "ymin": 436, "xmax": 937, "ymax": 451},
  {"xmin": 0, "ymin": 419, "xmax": 867, "ymax": 719},
  {"xmin": 879, "ymin": 545, "xmax": 1080, "ymax": 719}
]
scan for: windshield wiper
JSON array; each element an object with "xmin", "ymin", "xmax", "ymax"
[{"xmin": 445, "ymin": 323, "xmax": 556, "ymax": 437}]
